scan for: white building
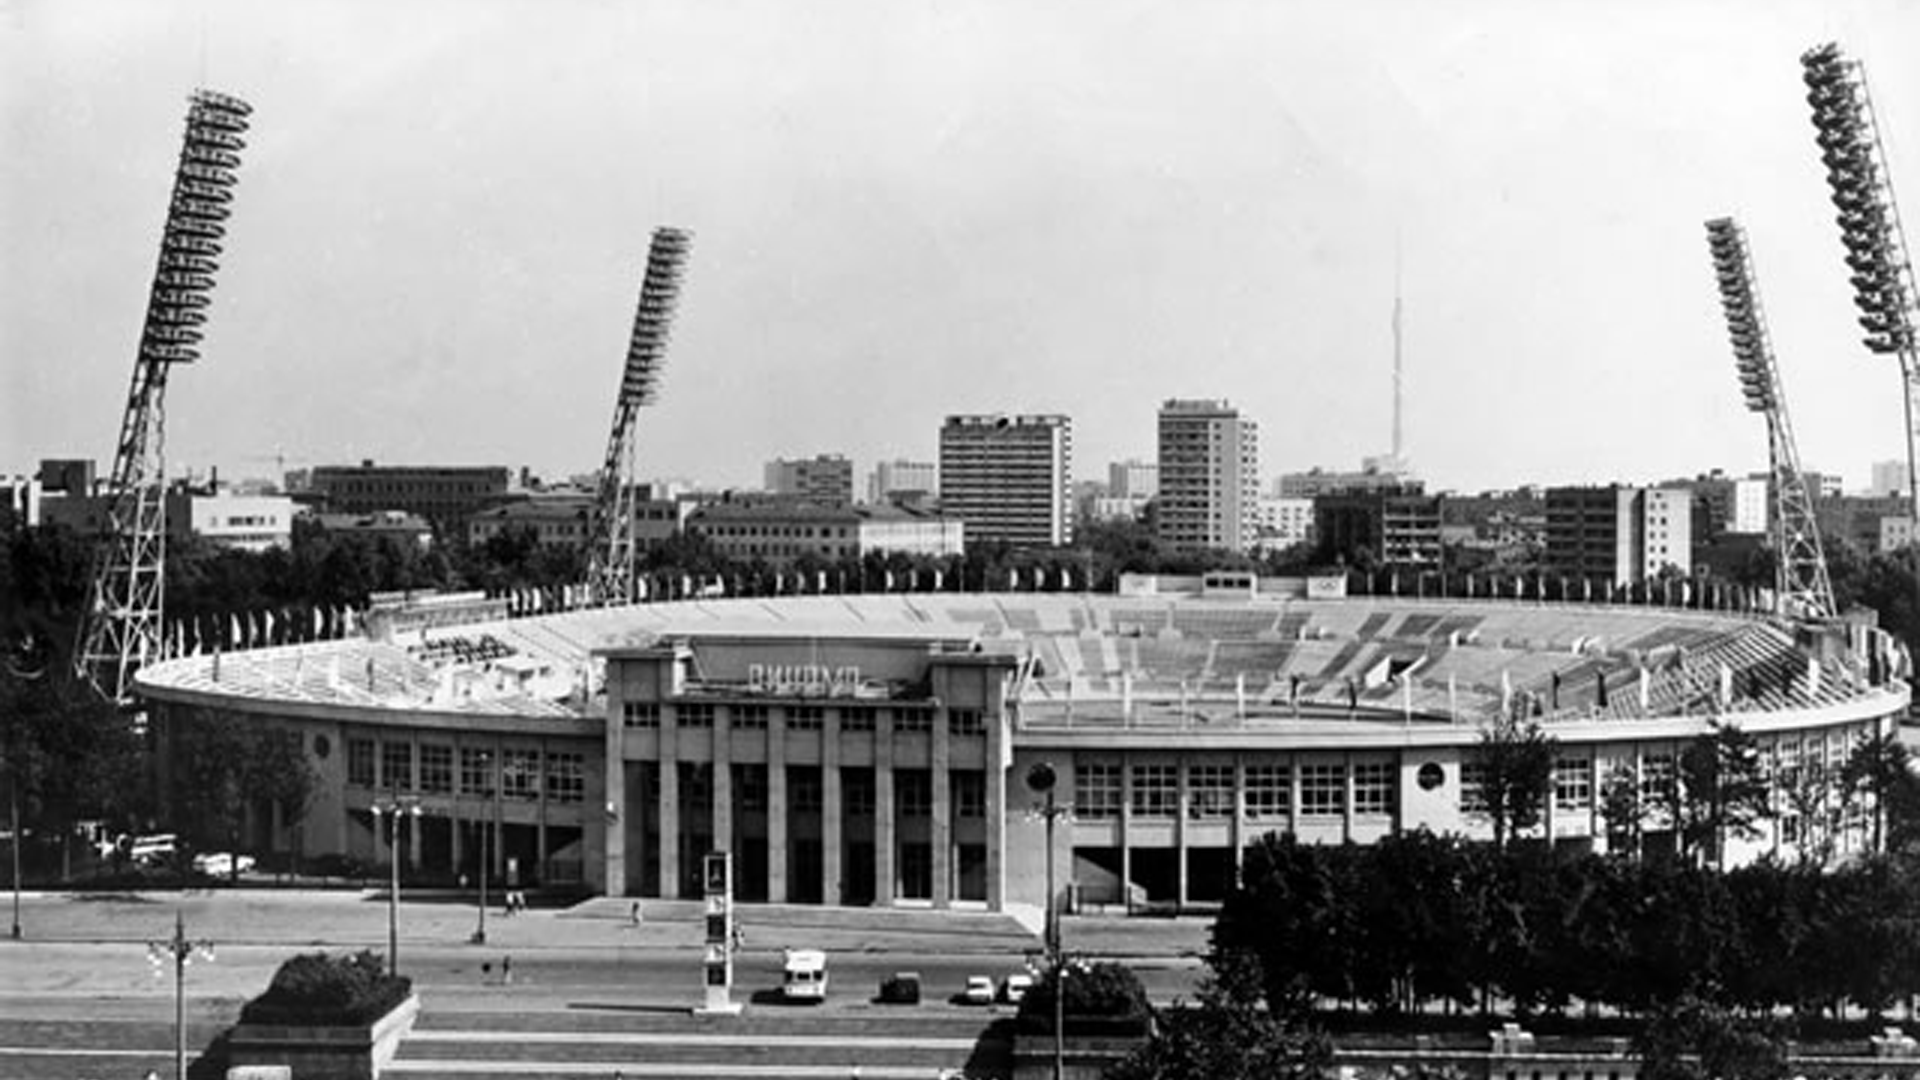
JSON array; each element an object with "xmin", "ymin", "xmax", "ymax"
[
  {"xmin": 868, "ymin": 460, "xmax": 937, "ymax": 506},
  {"xmin": 1255, "ymin": 496, "xmax": 1315, "ymax": 549},
  {"xmin": 1870, "ymin": 460, "xmax": 1912, "ymax": 498},
  {"xmin": 765, "ymin": 455, "xmax": 855, "ymax": 507},
  {"xmin": 938, "ymin": 414, "xmax": 1072, "ymax": 548},
  {"xmin": 1157, "ymin": 399, "xmax": 1260, "ymax": 554},
  {"xmin": 1107, "ymin": 460, "xmax": 1159, "ymax": 500}
]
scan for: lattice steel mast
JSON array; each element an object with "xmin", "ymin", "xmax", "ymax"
[
  {"xmin": 586, "ymin": 228, "xmax": 692, "ymax": 604},
  {"xmin": 1706, "ymin": 217, "xmax": 1836, "ymax": 619},
  {"xmin": 77, "ymin": 90, "xmax": 253, "ymax": 702},
  {"xmin": 1802, "ymin": 44, "xmax": 1920, "ymax": 522}
]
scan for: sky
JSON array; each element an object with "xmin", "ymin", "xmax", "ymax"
[{"xmin": 4, "ymin": 0, "xmax": 1918, "ymax": 496}]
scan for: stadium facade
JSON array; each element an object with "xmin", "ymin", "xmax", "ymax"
[{"xmin": 134, "ymin": 575, "xmax": 1909, "ymax": 914}]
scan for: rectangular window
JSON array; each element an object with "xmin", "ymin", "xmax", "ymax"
[
  {"xmin": 678, "ymin": 703, "xmax": 714, "ymax": 728},
  {"xmin": 381, "ymin": 741, "xmax": 414, "ymax": 792},
  {"xmin": 1074, "ymin": 763, "xmax": 1122, "ymax": 820},
  {"xmin": 789, "ymin": 766, "xmax": 823, "ymax": 813},
  {"xmin": 896, "ymin": 769, "xmax": 933, "ymax": 818},
  {"xmin": 546, "ymin": 752, "xmax": 585, "ymax": 804},
  {"xmin": 787, "ymin": 706, "xmax": 824, "ymax": 731},
  {"xmin": 1246, "ymin": 764, "xmax": 1290, "ymax": 820},
  {"xmin": 1460, "ymin": 761, "xmax": 1487, "ymax": 814},
  {"xmin": 1553, "ymin": 757, "xmax": 1593, "ymax": 814},
  {"xmin": 733, "ymin": 705, "xmax": 768, "ymax": 730},
  {"xmin": 622, "ymin": 702, "xmax": 659, "ymax": 728},
  {"xmin": 1640, "ymin": 753, "xmax": 1675, "ymax": 808},
  {"xmin": 893, "ymin": 707, "xmax": 933, "ymax": 733},
  {"xmin": 501, "ymin": 749, "xmax": 540, "ymax": 801},
  {"xmin": 838, "ymin": 706, "xmax": 875, "ymax": 732},
  {"xmin": 348, "ymin": 737, "xmax": 376, "ymax": 787},
  {"xmin": 843, "ymin": 768, "xmax": 875, "ymax": 816},
  {"xmin": 1300, "ymin": 763, "xmax": 1346, "ymax": 817},
  {"xmin": 1352, "ymin": 762, "xmax": 1396, "ymax": 816},
  {"xmin": 460, "ymin": 747, "xmax": 494, "ymax": 797},
  {"xmin": 948, "ymin": 708, "xmax": 985, "ymax": 737},
  {"xmin": 1130, "ymin": 764, "xmax": 1177, "ymax": 817},
  {"xmin": 1188, "ymin": 764, "xmax": 1234, "ymax": 820},
  {"xmin": 734, "ymin": 764, "xmax": 768, "ymax": 813},
  {"xmin": 952, "ymin": 770, "xmax": 986, "ymax": 818},
  {"xmin": 419, "ymin": 744, "xmax": 453, "ymax": 795}
]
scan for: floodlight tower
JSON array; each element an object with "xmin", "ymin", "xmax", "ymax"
[
  {"xmin": 586, "ymin": 228, "xmax": 692, "ymax": 604},
  {"xmin": 1705, "ymin": 217, "xmax": 1836, "ymax": 620},
  {"xmin": 1802, "ymin": 43, "xmax": 1920, "ymax": 519},
  {"xmin": 77, "ymin": 90, "xmax": 253, "ymax": 702}
]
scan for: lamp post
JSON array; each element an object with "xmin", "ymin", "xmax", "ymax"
[
  {"xmin": 471, "ymin": 751, "xmax": 493, "ymax": 945},
  {"xmin": 6, "ymin": 632, "xmax": 49, "ymax": 942},
  {"xmin": 149, "ymin": 909, "xmax": 213, "ymax": 1080},
  {"xmin": 370, "ymin": 792, "xmax": 420, "ymax": 978},
  {"xmin": 1025, "ymin": 761, "xmax": 1070, "ymax": 1080}
]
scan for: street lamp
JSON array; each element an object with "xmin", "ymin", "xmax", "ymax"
[
  {"xmin": 1026, "ymin": 761, "xmax": 1071, "ymax": 1080},
  {"xmin": 5, "ymin": 631, "xmax": 49, "ymax": 942},
  {"xmin": 369, "ymin": 793, "xmax": 420, "ymax": 978},
  {"xmin": 470, "ymin": 751, "xmax": 496, "ymax": 945},
  {"xmin": 148, "ymin": 908, "xmax": 213, "ymax": 1080}
]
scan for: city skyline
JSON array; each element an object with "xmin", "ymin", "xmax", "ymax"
[{"xmin": 5, "ymin": 1, "xmax": 1919, "ymax": 496}]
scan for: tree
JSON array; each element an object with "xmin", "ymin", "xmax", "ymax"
[
  {"xmin": 1467, "ymin": 709, "xmax": 1557, "ymax": 850},
  {"xmin": 1107, "ymin": 947, "xmax": 1333, "ymax": 1080},
  {"xmin": 1633, "ymin": 994, "xmax": 1790, "ymax": 1080},
  {"xmin": 1676, "ymin": 721, "xmax": 1772, "ymax": 870},
  {"xmin": 1599, "ymin": 762, "xmax": 1644, "ymax": 859},
  {"xmin": 1839, "ymin": 731, "xmax": 1915, "ymax": 855},
  {"xmin": 163, "ymin": 708, "xmax": 315, "ymax": 873}
]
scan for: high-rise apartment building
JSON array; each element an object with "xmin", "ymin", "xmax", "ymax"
[
  {"xmin": 1107, "ymin": 459, "xmax": 1159, "ymax": 500},
  {"xmin": 867, "ymin": 459, "xmax": 937, "ymax": 506},
  {"xmin": 1156, "ymin": 399, "xmax": 1260, "ymax": 554},
  {"xmin": 1870, "ymin": 460, "xmax": 1911, "ymax": 498},
  {"xmin": 1543, "ymin": 486, "xmax": 1693, "ymax": 584},
  {"xmin": 1314, "ymin": 487, "xmax": 1442, "ymax": 567},
  {"xmin": 309, "ymin": 462, "xmax": 512, "ymax": 535},
  {"xmin": 938, "ymin": 414, "xmax": 1072, "ymax": 548},
  {"xmin": 764, "ymin": 454, "xmax": 855, "ymax": 506}
]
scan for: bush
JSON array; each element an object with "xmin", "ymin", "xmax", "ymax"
[
  {"xmin": 238, "ymin": 950, "xmax": 412, "ymax": 1027},
  {"xmin": 1016, "ymin": 959, "xmax": 1151, "ymax": 1033}
]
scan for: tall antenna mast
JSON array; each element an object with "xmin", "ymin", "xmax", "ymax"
[
  {"xmin": 1705, "ymin": 217, "xmax": 1835, "ymax": 620},
  {"xmin": 1392, "ymin": 237, "xmax": 1404, "ymax": 463},
  {"xmin": 1802, "ymin": 43, "xmax": 1920, "ymax": 525},
  {"xmin": 586, "ymin": 227, "xmax": 692, "ymax": 604},
  {"xmin": 77, "ymin": 89, "xmax": 253, "ymax": 702}
]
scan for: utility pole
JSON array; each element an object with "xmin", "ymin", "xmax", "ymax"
[{"xmin": 149, "ymin": 909, "xmax": 212, "ymax": 1079}]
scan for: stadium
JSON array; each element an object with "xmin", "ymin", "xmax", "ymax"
[{"xmin": 131, "ymin": 571, "xmax": 1909, "ymax": 917}]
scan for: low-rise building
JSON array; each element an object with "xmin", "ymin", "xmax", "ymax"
[{"xmin": 689, "ymin": 502, "xmax": 964, "ymax": 565}]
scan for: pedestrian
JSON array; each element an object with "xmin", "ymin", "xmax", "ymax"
[
  {"xmin": 629, "ymin": 901, "xmax": 642, "ymax": 926},
  {"xmin": 502, "ymin": 954, "xmax": 513, "ymax": 985}
]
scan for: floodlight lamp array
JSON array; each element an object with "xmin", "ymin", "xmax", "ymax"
[
  {"xmin": 1705, "ymin": 218, "xmax": 1777, "ymax": 415},
  {"xmin": 621, "ymin": 227, "xmax": 692, "ymax": 406},
  {"xmin": 1802, "ymin": 43, "xmax": 1917, "ymax": 355},
  {"xmin": 144, "ymin": 90, "xmax": 252, "ymax": 367}
]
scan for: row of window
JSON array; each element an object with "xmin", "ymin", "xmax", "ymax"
[
  {"xmin": 1072, "ymin": 761, "xmax": 1396, "ymax": 820},
  {"xmin": 663, "ymin": 763, "xmax": 987, "ymax": 820},
  {"xmin": 1460, "ymin": 736, "xmax": 1862, "ymax": 817},
  {"xmin": 622, "ymin": 702, "xmax": 977, "ymax": 735},
  {"xmin": 346, "ymin": 738, "xmax": 584, "ymax": 803}
]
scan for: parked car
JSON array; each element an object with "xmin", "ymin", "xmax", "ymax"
[
  {"xmin": 1001, "ymin": 973, "xmax": 1033, "ymax": 1004},
  {"xmin": 961, "ymin": 975, "xmax": 996, "ymax": 1005},
  {"xmin": 192, "ymin": 852, "xmax": 256, "ymax": 876},
  {"xmin": 127, "ymin": 834, "xmax": 179, "ymax": 867},
  {"xmin": 878, "ymin": 971, "xmax": 921, "ymax": 1005}
]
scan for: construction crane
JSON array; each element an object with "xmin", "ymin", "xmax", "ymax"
[
  {"xmin": 585, "ymin": 227, "xmax": 692, "ymax": 605},
  {"xmin": 1801, "ymin": 43, "xmax": 1920, "ymax": 521},
  {"xmin": 1705, "ymin": 217, "xmax": 1836, "ymax": 620},
  {"xmin": 77, "ymin": 89, "xmax": 253, "ymax": 702}
]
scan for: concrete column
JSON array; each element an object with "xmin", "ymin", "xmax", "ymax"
[
  {"xmin": 1230, "ymin": 755, "xmax": 1245, "ymax": 877},
  {"xmin": 932, "ymin": 707, "xmax": 953, "ymax": 908},
  {"xmin": 450, "ymin": 803, "xmax": 465, "ymax": 872},
  {"xmin": 1343, "ymin": 753, "xmax": 1355, "ymax": 844},
  {"xmin": 407, "ymin": 811, "xmax": 422, "ymax": 872},
  {"xmin": 875, "ymin": 713, "xmax": 896, "ymax": 906},
  {"xmin": 768, "ymin": 711, "xmax": 789, "ymax": 902},
  {"xmin": 1288, "ymin": 755, "xmax": 1300, "ymax": 833},
  {"xmin": 660, "ymin": 731, "xmax": 681, "ymax": 900},
  {"xmin": 1119, "ymin": 755, "xmax": 1133, "ymax": 913},
  {"xmin": 822, "ymin": 711, "xmax": 843, "ymax": 906},
  {"xmin": 604, "ymin": 720, "xmax": 626, "ymax": 895},
  {"xmin": 985, "ymin": 710, "xmax": 1006, "ymax": 912},
  {"xmin": 1175, "ymin": 755, "xmax": 1189, "ymax": 907}
]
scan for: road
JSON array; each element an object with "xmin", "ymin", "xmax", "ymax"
[{"xmin": 0, "ymin": 889, "xmax": 1207, "ymax": 1079}]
